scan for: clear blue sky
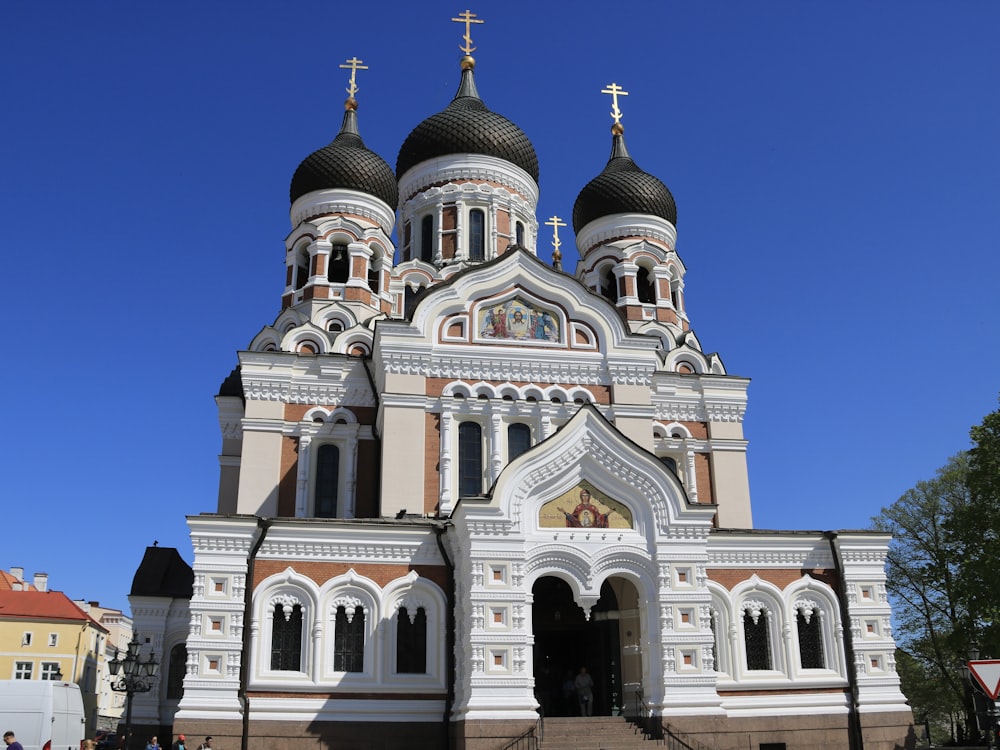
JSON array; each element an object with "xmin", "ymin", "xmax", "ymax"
[{"xmin": 3, "ymin": 1, "xmax": 998, "ymax": 613}]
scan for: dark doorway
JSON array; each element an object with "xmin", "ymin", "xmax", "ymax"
[{"xmin": 532, "ymin": 577, "xmax": 622, "ymax": 717}]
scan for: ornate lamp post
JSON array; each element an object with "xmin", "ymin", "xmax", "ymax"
[{"xmin": 108, "ymin": 636, "xmax": 159, "ymax": 750}]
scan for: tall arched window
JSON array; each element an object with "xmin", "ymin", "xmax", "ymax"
[
  {"xmin": 601, "ymin": 267, "xmax": 618, "ymax": 303},
  {"xmin": 396, "ymin": 606, "xmax": 427, "ymax": 674},
  {"xmin": 368, "ymin": 251, "xmax": 380, "ymax": 294},
  {"xmin": 637, "ymin": 266, "xmax": 655, "ymax": 303},
  {"xmin": 797, "ymin": 608, "xmax": 825, "ymax": 669},
  {"xmin": 420, "ymin": 216, "xmax": 434, "ymax": 263},
  {"xmin": 166, "ymin": 643, "xmax": 187, "ymax": 699},
  {"xmin": 458, "ymin": 422, "xmax": 483, "ymax": 497},
  {"xmin": 507, "ymin": 423, "xmax": 531, "ymax": 463},
  {"xmin": 315, "ymin": 444, "xmax": 339, "ymax": 518},
  {"xmin": 271, "ymin": 603, "xmax": 303, "ymax": 671},
  {"xmin": 294, "ymin": 246, "xmax": 309, "ymax": 291},
  {"xmin": 743, "ymin": 606, "xmax": 772, "ymax": 670},
  {"xmin": 328, "ymin": 244, "xmax": 349, "ymax": 283},
  {"xmin": 469, "ymin": 209, "xmax": 485, "ymax": 261},
  {"xmin": 515, "ymin": 221, "xmax": 525, "ymax": 247},
  {"xmin": 333, "ymin": 605, "xmax": 365, "ymax": 672}
]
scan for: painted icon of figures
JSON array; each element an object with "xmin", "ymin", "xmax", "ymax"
[
  {"xmin": 478, "ymin": 297, "xmax": 559, "ymax": 342},
  {"xmin": 562, "ymin": 488, "xmax": 611, "ymax": 528}
]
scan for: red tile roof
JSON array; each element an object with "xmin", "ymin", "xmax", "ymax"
[
  {"xmin": 0, "ymin": 570, "xmax": 37, "ymax": 591},
  {"xmin": 0, "ymin": 590, "xmax": 107, "ymax": 630}
]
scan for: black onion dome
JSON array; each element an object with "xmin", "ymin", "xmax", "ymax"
[
  {"xmin": 290, "ymin": 104, "xmax": 399, "ymax": 208},
  {"xmin": 396, "ymin": 65, "xmax": 539, "ymax": 182},
  {"xmin": 572, "ymin": 131, "xmax": 677, "ymax": 233}
]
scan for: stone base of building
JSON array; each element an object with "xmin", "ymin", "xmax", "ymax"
[{"xmin": 172, "ymin": 710, "xmax": 913, "ymax": 750}]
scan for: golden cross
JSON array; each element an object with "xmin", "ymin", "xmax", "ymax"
[
  {"xmin": 601, "ymin": 82, "xmax": 629, "ymax": 125},
  {"xmin": 451, "ymin": 10, "xmax": 484, "ymax": 54},
  {"xmin": 545, "ymin": 215, "xmax": 567, "ymax": 254},
  {"xmin": 340, "ymin": 57, "xmax": 368, "ymax": 98}
]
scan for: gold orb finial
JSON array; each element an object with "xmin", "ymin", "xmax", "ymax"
[
  {"xmin": 611, "ymin": 122, "xmax": 624, "ymax": 135},
  {"xmin": 345, "ymin": 97, "xmax": 358, "ymax": 112},
  {"xmin": 461, "ymin": 54, "xmax": 476, "ymax": 71}
]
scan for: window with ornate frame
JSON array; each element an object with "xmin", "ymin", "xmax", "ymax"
[
  {"xmin": 458, "ymin": 421, "xmax": 484, "ymax": 497},
  {"xmin": 333, "ymin": 604, "xmax": 366, "ymax": 673},
  {"xmin": 742, "ymin": 602, "xmax": 772, "ymax": 671},
  {"xmin": 468, "ymin": 208, "xmax": 486, "ymax": 261},
  {"xmin": 420, "ymin": 215, "xmax": 435, "ymax": 263},
  {"xmin": 507, "ymin": 423, "xmax": 531, "ymax": 463},
  {"xmin": 271, "ymin": 603, "xmax": 304, "ymax": 671},
  {"xmin": 314, "ymin": 443, "xmax": 340, "ymax": 518},
  {"xmin": 395, "ymin": 606, "xmax": 427, "ymax": 674}
]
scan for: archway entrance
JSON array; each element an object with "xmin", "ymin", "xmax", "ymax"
[{"xmin": 531, "ymin": 576, "xmax": 640, "ymax": 717}]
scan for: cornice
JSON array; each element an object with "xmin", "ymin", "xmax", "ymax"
[
  {"xmin": 398, "ymin": 155, "xmax": 539, "ymax": 208},
  {"xmin": 290, "ymin": 189, "xmax": 395, "ymax": 232}
]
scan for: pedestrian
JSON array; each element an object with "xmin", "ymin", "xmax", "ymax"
[
  {"xmin": 4, "ymin": 732, "xmax": 24, "ymax": 750},
  {"xmin": 196, "ymin": 738, "xmax": 212, "ymax": 750},
  {"xmin": 171, "ymin": 736, "xmax": 186, "ymax": 750},
  {"xmin": 145, "ymin": 737, "xmax": 160, "ymax": 750},
  {"xmin": 574, "ymin": 666, "xmax": 594, "ymax": 717}
]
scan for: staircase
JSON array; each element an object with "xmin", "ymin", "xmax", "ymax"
[{"xmin": 538, "ymin": 716, "xmax": 658, "ymax": 749}]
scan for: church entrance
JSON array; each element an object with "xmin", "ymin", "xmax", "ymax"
[{"xmin": 531, "ymin": 576, "xmax": 640, "ymax": 717}]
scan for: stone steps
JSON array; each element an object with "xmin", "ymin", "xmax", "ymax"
[{"xmin": 538, "ymin": 716, "xmax": 660, "ymax": 749}]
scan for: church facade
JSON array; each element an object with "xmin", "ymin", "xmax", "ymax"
[{"xmin": 129, "ymin": 17, "xmax": 913, "ymax": 750}]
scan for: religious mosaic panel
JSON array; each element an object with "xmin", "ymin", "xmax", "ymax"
[
  {"xmin": 477, "ymin": 296, "xmax": 560, "ymax": 343},
  {"xmin": 538, "ymin": 484, "xmax": 633, "ymax": 529}
]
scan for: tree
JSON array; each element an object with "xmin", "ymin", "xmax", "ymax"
[
  {"xmin": 873, "ymin": 454, "xmax": 975, "ymax": 742},
  {"xmin": 948, "ymin": 398, "xmax": 1000, "ymax": 658}
]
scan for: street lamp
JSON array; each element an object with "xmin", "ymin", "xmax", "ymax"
[{"xmin": 108, "ymin": 636, "xmax": 159, "ymax": 750}]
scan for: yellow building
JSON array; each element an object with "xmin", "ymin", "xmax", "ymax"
[{"xmin": 0, "ymin": 568, "xmax": 108, "ymax": 735}]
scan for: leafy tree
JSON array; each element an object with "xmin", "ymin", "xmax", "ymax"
[
  {"xmin": 948, "ymin": 398, "xmax": 1000, "ymax": 657},
  {"xmin": 873, "ymin": 454, "xmax": 975, "ymax": 742}
]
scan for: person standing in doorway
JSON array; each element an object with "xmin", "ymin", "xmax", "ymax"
[{"xmin": 575, "ymin": 666, "xmax": 594, "ymax": 716}]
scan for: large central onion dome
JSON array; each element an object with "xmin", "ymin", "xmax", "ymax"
[
  {"xmin": 396, "ymin": 57, "xmax": 539, "ymax": 182},
  {"xmin": 290, "ymin": 99, "xmax": 399, "ymax": 208},
  {"xmin": 572, "ymin": 125, "xmax": 676, "ymax": 233}
]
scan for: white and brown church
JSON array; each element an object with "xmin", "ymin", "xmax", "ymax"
[{"xmin": 127, "ymin": 15, "xmax": 914, "ymax": 750}]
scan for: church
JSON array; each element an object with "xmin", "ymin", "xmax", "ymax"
[{"xmin": 128, "ymin": 12, "xmax": 913, "ymax": 750}]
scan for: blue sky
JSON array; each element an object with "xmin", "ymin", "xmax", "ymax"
[{"xmin": 2, "ymin": 1, "xmax": 998, "ymax": 613}]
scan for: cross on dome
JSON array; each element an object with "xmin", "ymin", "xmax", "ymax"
[
  {"xmin": 451, "ymin": 9, "xmax": 484, "ymax": 55},
  {"xmin": 340, "ymin": 57, "xmax": 368, "ymax": 100},
  {"xmin": 601, "ymin": 82, "xmax": 629, "ymax": 133}
]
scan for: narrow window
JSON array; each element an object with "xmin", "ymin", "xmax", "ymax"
[
  {"xmin": 328, "ymin": 243, "xmax": 349, "ymax": 283},
  {"xmin": 368, "ymin": 251, "xmax": 380, "ymax": 294},
  {"xmin": 40, "ymin": 662, "xmax": 60, "ymax": 680},
  {"xmin": 334, "ymin": 605, "xmax": 365, "ymax": 672},
  {"xmin": 420, "ymin": 216, "xmax": 434, "ymax": 263},
  {"xmin": 601, "ymin": 268, "xmax": 618, "ymax": 303},
  {"xmin": 507, "ymin": 423, "xmax": 531, "ymax": 463},
  {"xmin": 515, "ymin": 221, "xmax": 525, "ymax": 247},
  {"xmin": 396, "ymin": 607, "xmax": 427, "ymax": 674},
  {"xmin": 14, "ymin": 661, "xmax": 32, "ymax": 679},
  {"xmin": 167, "ymin": 643, "xmax": 187, "ymax": 699},
  {"xmin": 458, "ymin": 422, "xmax": 483, "ymax": 497},
  {"xmin": 294, "ymin": 247, "xmax": 309, "ymax": 290},
  {"xmin": 469, "ymin": 209, "xmax": 485, "ymax": 261},
  {"xmin": 744, "ymin": 609, "xmax": 772, "ymax": 670},
  {"xmin": 797, "ymin": 610, "xmax": 825, "ymax": 669},
  {"xmin": 660, "ymin": 455, "xmax": 678, "ymax": 475},
  {"xmin": 271, "ymin": 604, "xmax": 303, "ymax": 671},
  {"xmin": 315, "ymin": 444, "xmax": 340, "ymax": 518},
  {"xmin": 637, "ymin": 266, "xmax": 655, "ymax": 303},
  {"xmin": 22, "ymin": 632, "xmax": 32, "ymax": 646},
  {"xmin": 48, "ymin": 633, "xmax": 58, "ymax": 647},
  {"xmin": 404, "ymin": 286, "xmax": 422, "ymax": 319}
]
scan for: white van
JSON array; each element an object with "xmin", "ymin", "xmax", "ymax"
[{"xmin": 0, "ymin": 681, "xmax": 85, "ymax": 750}]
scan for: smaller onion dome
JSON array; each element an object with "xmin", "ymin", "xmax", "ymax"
[
  {"xmin": 290, "ymin": 99, "xmax": 399, "ymax": 208},
  {"xmin": 396, "ymin": 56, "xmax": 539, "ymax": 182},
  {"xmin": 572, "ymin": 126, "xmax": 676, "ymax": 233}
]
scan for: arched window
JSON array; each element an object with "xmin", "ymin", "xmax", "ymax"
[
  {"xmin": 270, "ymin": 603, "xmax": 303, "ymax": 671},
  {"xmin": 420, "ymin": 216, "xmax": 434, "ymax": 263},
  {"xmin": 458, "ymin": 422, "xmax": 483, "ymax": 497},
  {"xmin": 293, "ymin": 246, "xmax": 309, "ymax": 291},
  {"xmin": 797, "ymin": 608, "xmax": 825, "ymax": 669},
  {"xmin": 315, "ymin": 444, "xmax": 339, "ymax": 518},
  {"xmin": 328, "ymin": 244, "xmax": 349, "ymax": 283},
  {"xmin": 660, "ymin": 455, "xmax": 678, "ymax": 475},
  {"xmin": 469, "ymin": 209, "xmax": 485, "ymax": 261},
  {"xmin": 637, "ymin": 266, "xmax": 655, "ymax": 304},
  {"xmin": 515, "ymin": 221, "xmax": 525, "ymax": 247},
  {"xmin": 333, "ymin": 605, "xmax": 365, "ymax": 672},
  {"xmin": 166, "ymin": 643, "xmax": 187, "ymax": 699},
  {"xmin": 396, "ymin": 606, "xmax": 427, "ymax": 674},
  {"xmin": 368, "ymin": 251, "xmax": 381, "ymax": 294},
  {"xmin": 508, "ymin": 423, "xmax": 531, "ymax": 463},
  {"xmin": 601, "ymin": 267, "xmax": 618, "ymax": 303},
  {"xmin": 743, "ymin": 605, "xmax": 772, "ymax": 670}
]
